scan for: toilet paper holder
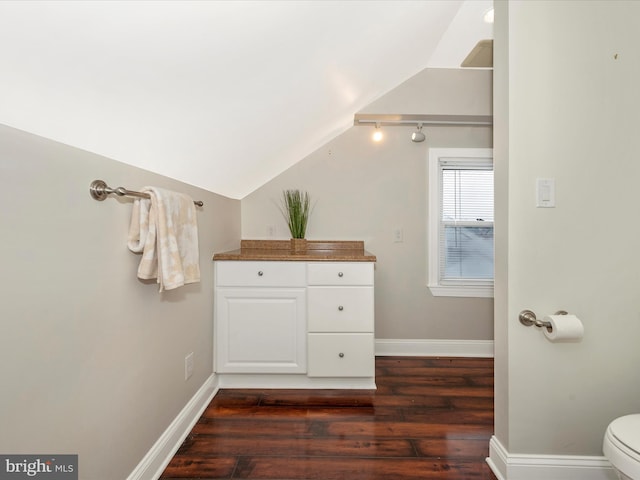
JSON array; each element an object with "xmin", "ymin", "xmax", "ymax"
[{"xmin": 519, "ymin": 309, "xmax": 567, "ymax": 332}]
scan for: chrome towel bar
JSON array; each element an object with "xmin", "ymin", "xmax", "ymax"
[{"xmin": 89, "ymin": 180, "xmax": 203, "ymax": 207}]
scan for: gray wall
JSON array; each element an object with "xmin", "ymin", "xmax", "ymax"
[
  {"xmin": 494, "ymin": 0, "xmax": 640, "ymax": 457},
  {"xmin": 0, "ymin": 125, "xmax": 240, "ymax": 479},
  {"xmin": 242, "ymin": 68, "xmax": 494, "ymax": 341}
]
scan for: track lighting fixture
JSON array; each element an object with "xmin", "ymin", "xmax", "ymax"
[
  {"xmin": 372, "ymin": 123, "xmax": 383, "ymax": 142},
  {"xmin": 411, "ymin": 123, "xmax": 425, "ymax": 143},
  {"xmin": 355, "ymin": 114, "xmax": 492, "ymax": 144}
]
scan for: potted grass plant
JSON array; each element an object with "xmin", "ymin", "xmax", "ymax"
[{"xmin": 280, "ymin": 189, "xmax": 311, "ymax": 252}]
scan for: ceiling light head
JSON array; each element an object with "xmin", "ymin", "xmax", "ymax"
[
  {"xmin": 372, "ymin": 123, "xmax": 383, "ymax": 142},
  {"xmin": 411, "ymin": 123, "xmax": 425, "ymax": 143}
]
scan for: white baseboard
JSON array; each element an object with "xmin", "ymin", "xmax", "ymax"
[
  {"xmin": 488, "ymin": 436, "xmax": 617, "ymax": 480},
  {"xmin": 375, "ymin": 338, "xmax": 494, "ymax": 357},
  {"xmin": 126, "ymin": 374, "xmax": 220, "ymax": 480}
]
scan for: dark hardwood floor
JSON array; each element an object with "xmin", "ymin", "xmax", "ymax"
[{"xmin": 161, "ymin": 357, "xmax": 498, "ymax": 480}]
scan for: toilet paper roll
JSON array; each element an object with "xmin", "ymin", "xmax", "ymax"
[{"xmin": 543, "ymin": 314, "xmax": 584, "ymax": 342}]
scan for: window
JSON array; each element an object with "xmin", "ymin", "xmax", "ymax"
[{"xmin": 428, "ymin": 148, "xmax": 494, "ymax": 297}]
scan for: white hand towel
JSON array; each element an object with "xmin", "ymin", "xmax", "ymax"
[
  {"xmin": 127, "ymin": 197, "xmax": 152, "ymax": 254},
  {"xmin": 128, "ymin": 187, "xmax": 200, "ymax": 291}
]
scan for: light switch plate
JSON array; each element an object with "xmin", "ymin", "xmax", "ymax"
[{"xmin": 536, "ymin": 178, "xmax": 556, "ymax": 208}]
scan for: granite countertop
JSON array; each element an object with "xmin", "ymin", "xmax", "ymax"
[{"xmin": 213, "ymin": 240, "xmax": 376, "ymax": 262}]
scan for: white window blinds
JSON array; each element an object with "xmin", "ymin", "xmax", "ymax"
[{"xmin": 440, "ymin": 159, "xmax": 494, "ymax": 282}]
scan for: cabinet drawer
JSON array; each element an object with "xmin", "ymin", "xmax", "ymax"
[
  {"xmin": 216, "ymin": 261, "xmax": 306, "ymax": 287},
  {"xmin": 307, "ymin": 262, "xmax": 374, "ymax": 286},
  {"xmin": 307, "ymin": 287, "xmax": 374, "ymax": 332},
  {"xmin": 307, "ymin": 333, "xmax": 375, "ymax": 377}
]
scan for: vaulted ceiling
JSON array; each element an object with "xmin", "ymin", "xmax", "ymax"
[{"xmin": 0, "ymin": 1, "xmax": 493, "ymax": 199}]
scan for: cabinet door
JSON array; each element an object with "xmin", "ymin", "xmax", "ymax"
[{"xmin": 216, "ymin": 288, "xmax": 306, "ymax": 373}]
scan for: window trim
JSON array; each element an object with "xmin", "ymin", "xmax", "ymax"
[{"xmin": 427, "ymin": 148, "xmax": 494, "ymax": 298}]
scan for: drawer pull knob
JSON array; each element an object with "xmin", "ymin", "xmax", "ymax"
[
  {"xmin": 339, "ymin": 352, "xmax": 345, "ymax": 358},
  {"xmin": 338, "ymin": 272, "xmax": 344, "ymax": 277},
  {"xmin": 338, "ymin": 306, "xmax": 344, "ymax": 311},
  {"xmin": 257, "ymin": 271, "xmax": 264, "ymax": 276}
]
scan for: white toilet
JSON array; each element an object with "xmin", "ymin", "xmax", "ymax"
[{"xmin": 604, "ymin": 414, "xmax": 640, "ymax": 480}]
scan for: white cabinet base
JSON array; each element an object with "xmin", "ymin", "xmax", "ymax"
[{"xmin": 215, "ymin": 373, "xmax": 376, "ymax": 390}]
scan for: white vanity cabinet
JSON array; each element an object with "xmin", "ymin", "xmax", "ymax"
[{"xmin": 213, "ymin": 248, "xmax": 376, "ymax": 389}]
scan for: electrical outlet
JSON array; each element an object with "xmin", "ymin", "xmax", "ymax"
[
  {"xmin": 185, "ymin": 352, "xmax": 194, "ymax": 380},
  {"xmin": 393, "ymin": 227, "xmax": 404, "ymax": 243},
  {"xmin": 267, "ymin": 225, "xmax": 276, "ymax": 237}
]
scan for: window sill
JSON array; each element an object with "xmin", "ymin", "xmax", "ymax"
[{"xmin": 428, "ymin": 284, "xmax": 494, "ymax": 298}]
